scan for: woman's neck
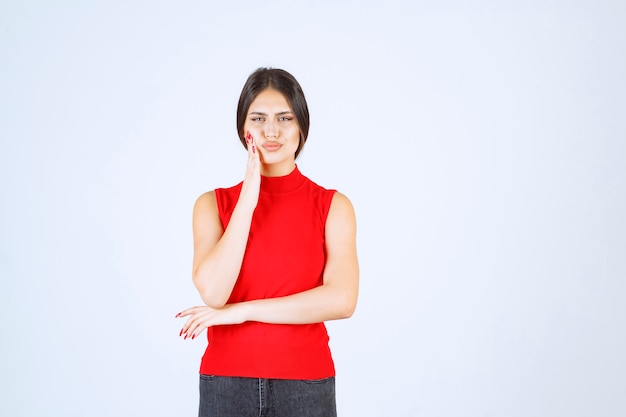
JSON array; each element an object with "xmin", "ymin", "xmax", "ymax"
[{"xmin": 260, "ymin": 160, "xmax": 296, "ymax": 177}]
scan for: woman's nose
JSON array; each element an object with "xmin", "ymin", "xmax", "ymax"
[{"xmin": 265, "ymin": 120, "xmax": 278, "ymax": 138}]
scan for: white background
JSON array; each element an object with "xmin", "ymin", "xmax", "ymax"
[{"xmin": 1, "ymin": 1, "xmax": 625, "ymax": 416}]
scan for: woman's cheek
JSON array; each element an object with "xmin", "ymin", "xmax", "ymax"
[{"xmin": 249, "ymin": 127, "xmax": 264, "ymax": 141}]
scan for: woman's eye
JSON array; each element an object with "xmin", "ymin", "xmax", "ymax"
[
  {"xmin": 279, "ymin": 116, "xmax": 292, "ymax": 122},
  {"xmin": 251, "ymin": 117, "xmax": 265, "ymax": 122}
]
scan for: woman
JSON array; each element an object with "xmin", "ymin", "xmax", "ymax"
[{"xmin": 176, "ymin": 67, "xmax": 359, "ymax": 417}]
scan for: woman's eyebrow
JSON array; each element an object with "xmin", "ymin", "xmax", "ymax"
[{"xmin": 248, "ymin": 110, "xmax": 293, "ymax": 116}]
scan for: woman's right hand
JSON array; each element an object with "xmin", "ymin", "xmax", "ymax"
[{"xmin": 238, "ymin": 131, "xmax": 261, "ymax": 210}]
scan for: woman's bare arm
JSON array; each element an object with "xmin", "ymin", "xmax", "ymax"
[
  {"xmin": 241, "ymin": 192, "xmax": 359, "ymax": 322},
  {"xmin": 191, "ymin": 135, "xmax": 260, "ymax": 308}
]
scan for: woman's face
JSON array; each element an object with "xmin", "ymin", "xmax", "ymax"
[{"xmin": 244, "ymin": 88, "xmax": 301, "ymax": 174}]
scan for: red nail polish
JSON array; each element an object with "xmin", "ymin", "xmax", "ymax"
[
  {"xmin": 179, "ymin": 329, "xmax": 184, "ymax": 336},
  {"xmin": 191, "ymin": 334, "xmax": 195, "ymax": 340},
  {"xmin": 252, "ymin": 145, "xmax": 256, "ymax": 154},
  {"xmin": 175, "ymin": 312, "xmax": 181, "ymax": 318}
]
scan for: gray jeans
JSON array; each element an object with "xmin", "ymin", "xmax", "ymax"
[{"xmin": 198, "ymin": 374, "xmax": 337, "ymax": 417}]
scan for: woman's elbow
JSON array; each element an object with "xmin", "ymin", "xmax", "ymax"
[
  {"xmin": 336, "ymin": 291, "xmax": 358, "ymax": 319},
  {"xmin": 200, "ymin": 292, "xmax": 228, "ymax": 309},
  {"xmin": 192, "ymin": 276, "xmax": 228, "ymax": 309},
  {"xmin": 200, "ymin": 293, "xmax": 228, "ymax": 309}
]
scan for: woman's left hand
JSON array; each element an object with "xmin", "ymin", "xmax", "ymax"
[{"xmin": 176, "ymin": 304, "xmax": 246, "ymax": 340}]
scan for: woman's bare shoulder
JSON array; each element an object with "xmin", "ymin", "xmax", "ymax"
[
  {"xmin": 328, "ymin": 191, "xmax": 356, "ymax": 226},
  {"xmin": 330, "ymin": 191, "xmax": 355, "ymax": 211},
  {"xmin": 193, "ymin": 190, "xmax": 219, "ymax": 220},
  {"xmin": 195, "ymin": 190, "xmax": 216, "ymax": 205}
]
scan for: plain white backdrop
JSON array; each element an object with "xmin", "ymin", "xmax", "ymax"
[{"xmin": 1, "ymin": 1, "xmax": 625, "ymax": 416}]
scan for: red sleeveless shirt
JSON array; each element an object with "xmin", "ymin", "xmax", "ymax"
[{"xmin": 199, "ymin": 166, "xmax": 337, "ymax": 379}]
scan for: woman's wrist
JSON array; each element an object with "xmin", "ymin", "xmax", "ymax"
[
  {"xmin": 225, "ymin": 301, "xmax": 254, "ymax": 325},
  {"xmin": 238, "ymin": 300, "xmax": 254, "ymax": 323}
]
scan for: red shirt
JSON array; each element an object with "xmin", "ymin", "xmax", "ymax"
[{"xmin": 200, "ymin": 166, "xmax": 337, "ymax": 379}]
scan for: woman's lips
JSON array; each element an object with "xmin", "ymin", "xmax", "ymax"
[{"xmin": 262, "ymin": 141, "xmax": 282, "ymax": 151}]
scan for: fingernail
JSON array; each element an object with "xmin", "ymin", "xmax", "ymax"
[
  {"xmin": 191, "ymin": 334, "xmax": 195, "ymax": 340},
  {"xmin": 246, "ymin": 131, "xmax": 252, "ymax": 144},
  {"xmin": 179, "ymin": 329, "xmax": 184, "ymax": 336},
  {"xmin": 175, "ymin": 312, "xmax": 181, "ymax": 318},
  {"xmin": 252, "ymin": 145, "xmax": 256, "ymax": 154},
  {"xmin": 184, "ymin": 334, "xmax": 188, "ymax": 340}
]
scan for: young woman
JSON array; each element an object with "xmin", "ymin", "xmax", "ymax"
[{"xmin": 176, "ymin": 67, "xmax": 359, "ymax": 417}]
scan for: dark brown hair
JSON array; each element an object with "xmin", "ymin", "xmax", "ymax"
[{"xmin": 236, "ymin": 67, "xmax": 310, "ymax": 158}]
